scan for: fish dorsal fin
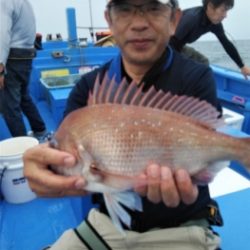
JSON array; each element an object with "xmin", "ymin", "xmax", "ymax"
[{"xmin": 88, "ymin": 73, "xmax": 223, "ymax": 128}]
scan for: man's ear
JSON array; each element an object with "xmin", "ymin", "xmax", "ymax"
[{"xmin": 170, "ymin": 8, "xmax": 182, "ymax": 36}]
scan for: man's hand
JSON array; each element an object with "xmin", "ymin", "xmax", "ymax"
[
  {"xmin": 23, "ymin": 143, "xmax": 87, "ymax": 197},
  {"xmin": 241, "ymin": 65, "xmax": 250, "ymax": 80},
  {"xmin": 134, "ymin": 164, "xmax": 199, "ymax": 207}
]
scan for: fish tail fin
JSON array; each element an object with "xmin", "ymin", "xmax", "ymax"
[{"xmin": 103, "ymin": 191, "xmax": 142, "ymax": 234}]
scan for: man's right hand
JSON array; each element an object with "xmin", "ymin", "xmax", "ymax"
[
  {"xmin": 241, "ymin": 65, "xmax": 250, "ymax": 80},
  {"xmin": 23, "ymin": 143, "xmax": 87, "ymax": 197}
]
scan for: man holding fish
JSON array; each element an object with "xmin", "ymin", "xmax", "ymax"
[{"xmin": 23, "ymin": 0, "xmax": 249, "ymax": 249}]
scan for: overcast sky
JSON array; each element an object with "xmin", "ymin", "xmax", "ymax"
[{"xmin": 29, "ymin": 0, "xmax": 250, "ymax": 41}]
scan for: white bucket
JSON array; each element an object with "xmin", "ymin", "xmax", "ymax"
[{"xmin": 0, "ymin": 136, "xmax": 38, "ymax": 204}]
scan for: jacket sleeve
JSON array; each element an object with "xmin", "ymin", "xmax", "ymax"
[{"xmin": 212, "ymin": 24, "xmax": 244, "ymax": 68}]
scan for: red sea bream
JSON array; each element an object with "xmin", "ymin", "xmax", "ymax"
[{"xmin": 51, "ymin": 74, "xmax": 250, "ymax": 231}]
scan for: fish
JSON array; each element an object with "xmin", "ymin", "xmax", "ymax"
[{"xmin": 51, "ymin": 73, "xmax": 250, "ymax": 232}]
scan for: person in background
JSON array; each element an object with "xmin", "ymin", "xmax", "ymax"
[
  {"xmin": 0, "ymin": 0, "xmax": 48, "ymax": 140},
  {"xmin": 170, "ymin": 0, "xmax": 250, "ymax": 79},
  {"xmin": 23, "ymin": 0, "xmax": 223, "ymax": 249}
]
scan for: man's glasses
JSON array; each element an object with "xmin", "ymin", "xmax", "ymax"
[{"xmin": 107, "ymin": 1, "xmax": 172, "ymax": 20}]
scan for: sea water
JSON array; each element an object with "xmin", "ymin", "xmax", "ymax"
[{"xmin": 190, "ymin": 39, "xmax": 250, "ymax": 72}]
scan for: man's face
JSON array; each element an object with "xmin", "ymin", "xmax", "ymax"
[
  {"xmin": 206, "ymin": 3, "xmax": 230, "ymax": 24},
  {"xmin": 105, "ymin": 0, "xmax": 180, "ymax": 68}
]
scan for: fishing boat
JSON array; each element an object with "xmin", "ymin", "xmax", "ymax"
[{"xmin": 0, "ymin": 7, "xmax": 250, "ymax": 250}]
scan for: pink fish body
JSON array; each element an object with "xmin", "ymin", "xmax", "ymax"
[{"xmin": 52, "ymin": 75, "xmax": 250, "ymax": 231}]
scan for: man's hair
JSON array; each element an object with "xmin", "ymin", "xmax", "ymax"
[{"xmin": 202, "ymin": 0, "xmax": 234, "ymax": 9}]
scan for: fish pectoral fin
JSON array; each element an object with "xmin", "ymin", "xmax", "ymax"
[
  {"xmin": 103, "ymin": 191, "xmax": 142, "ymax": 233},
  {"xmin": 192, "ymin": 161, "xmax": 230, "ymax": 185},
  {"xmin": 115, "ymin": 191, "xmax": 143, "ymax": 212}
]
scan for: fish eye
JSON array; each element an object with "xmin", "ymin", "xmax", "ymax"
[
  {"xmin": 90, "ymin": 163, "xmax": 101, "ymax": 173},
  {"xmin": 89, "ymin": 163, "xmax": 104, "ymax": 181}
]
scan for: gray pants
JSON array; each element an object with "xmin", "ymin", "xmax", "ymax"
[
  {"xmin": 47, "ymin": 208, "xmax": 221, "ymax": 250},
  {"xmin": 181, "ymin": 46, "xmax": 210, "ymax": 65}
]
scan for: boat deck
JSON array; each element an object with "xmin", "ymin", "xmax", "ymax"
[{"xmin": 0, "ymin": 168, "xmax": 249, "ymax": 250}]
